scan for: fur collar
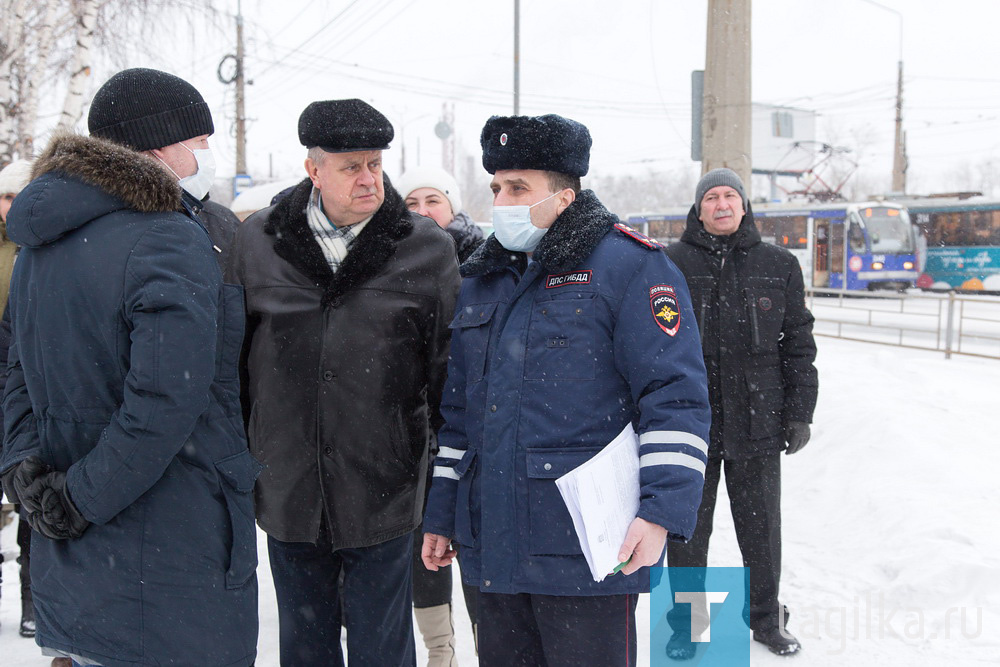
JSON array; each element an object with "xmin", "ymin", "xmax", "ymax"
[
  {"xmin": 263, "ymin": 175, "xmax": 413, "ymax": 307},
  {"xmin": 461, "ymin": 189, "xmax": 617, "ymax": 277},
  {"xmin": 31, "ymin": 133, "xmax": 182, "ymax": 213}
]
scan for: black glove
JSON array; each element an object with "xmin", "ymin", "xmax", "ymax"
[
  {"xmin": 1, "ymin": 456, "xmax": 51, "ymax": 505},
  {"xmin": 784, "ymin": 421, "xmax": 811, "ymax": 455},
  {"xmin": 23, "ymin": 472, "xmax": 90, "ymax": 540}
]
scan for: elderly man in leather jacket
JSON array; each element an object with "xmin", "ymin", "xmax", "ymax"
[
  {"xmin": 664, "ymin": 168, "xmax": 819, "ymax": 659},
  {"xmin": 226, "ymin": 99, "xmax": 460, "ymax": 666}
]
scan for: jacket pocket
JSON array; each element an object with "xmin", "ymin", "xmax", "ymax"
[
  {"xmin": 524, "ymin": 294, "xmax": 597, "ymax": 380},
  {"xmin": 449, "ymin": 302, "xmax": 498, "ymax": 383},
  {"xmin": 216, "ymin": 284, "xmax": 246, "ymax": 381},
  {"xmin": 525, "ymin": 447, "xmax": 599, "ymax": 556},
  {"xmin": 746, "ymin": 366, "xmax": 784, "ymax": 440},
  {"xmin": 744, "ymin": 281, "xmax": 786, "ymax": 353},
  {"xmin": 453, "ymin": 449, "xmax": 479, "ymax": 547},
  {"xmin": 214, "ymin": 449, "xmax": 264, "ymax": 589}
]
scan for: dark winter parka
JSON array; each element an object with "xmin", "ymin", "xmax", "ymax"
[
  {"xmin": 665, "ymin": 204, "xmax": 818, "ymax": 459},
  {"xmin": 226, "ymin": 177, "xmax": 460, "ymax": 548},
  {"xmin": 0, "ymin": 134, "xmax": 258, "ymax": 666},
  {"xmin": 423, "ymin": 190, "xmax": 711, "ymax": 597}
]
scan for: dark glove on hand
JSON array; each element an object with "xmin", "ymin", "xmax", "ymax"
[
  {"xmin": 1, "ymin": 456, "xmax": 51, "ymax": 505},
  {"xmin": 784, "ymin": 421, "xmax": 811, "ymax": 455},
  {"xmin": 22, "ymin": 471, "xmax": 90, "ymax": 540}
]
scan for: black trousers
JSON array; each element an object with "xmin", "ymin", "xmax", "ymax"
[
  {"xmin": 479, "ymin": 591, "xmax": 638, "ymax": 667},
  {"xmin": 666, "ymin": 454, "xmax": 782, "ymax": 633},
  {"xmin": 268, "ymin": 531, "xmax": 415, "ymax": 667}
]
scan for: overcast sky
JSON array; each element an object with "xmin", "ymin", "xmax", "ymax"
[{"xmin": 118, "ymin": 0, "xmax": 1000, "ymax": 199}]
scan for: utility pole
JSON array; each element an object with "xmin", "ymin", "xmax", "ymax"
[
  {"xmin": 701, "ymin": 0, "xmax": 752, "ymax": 186},
  {"xmin": 235, "ymin": 0, "xmax": 247, "ymax": 176},
  {"xmin": 513, "ymin": 0, "xmax": 520, "ymax": 114},
  {"xmin": 858, "ymin": 0, "xmax": 905, "ymax": 193},
  {"xmin": 891, "ymin": 58, "xmax": 906, "ymax": 192}
]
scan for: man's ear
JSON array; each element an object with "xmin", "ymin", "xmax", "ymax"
[
  {"xmin": 555, "ymin": 188, "xmax": 576, "ymax": 215},
  {"xmin": 304, "ymin": 158, "xmax": 320, "ymax": 188}
]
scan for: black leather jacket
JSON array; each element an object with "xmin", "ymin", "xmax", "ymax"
[{"xmin": 226, "ymin": 178, "xmax": 460, "ymax": 547}]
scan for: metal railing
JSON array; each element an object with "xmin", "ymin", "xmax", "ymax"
[{"xmin": 805, "ymin": 288, "xmax": 1000, "ymax": 360}]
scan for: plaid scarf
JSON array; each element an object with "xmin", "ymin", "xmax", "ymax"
[{"xmin": 306, "ymin": 187, "xmax": 371, "ymax": 272}]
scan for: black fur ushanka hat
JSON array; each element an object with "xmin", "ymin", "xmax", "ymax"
[{"xmin": 480, "ymin": 114, "xmax": 591, "ymax": 177}]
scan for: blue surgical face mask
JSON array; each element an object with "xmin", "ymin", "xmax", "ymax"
[{"xmin": 492, "ymin": 191, "xmax": 559, "ymax": 252}]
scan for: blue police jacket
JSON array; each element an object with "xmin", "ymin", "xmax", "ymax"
[{"xmin": 423, "ymin": 190, "xmax": 711, "ymax": 597}]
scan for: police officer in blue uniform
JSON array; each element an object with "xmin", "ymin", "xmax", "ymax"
[{"xmin": 421, "ymin": 114, "xmax": 711, "ymax": 666}]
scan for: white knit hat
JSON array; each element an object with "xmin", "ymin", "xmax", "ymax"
[
  {"xmin": 395, "ymin": 166, "xmax": 462, "ymax": 216},
  {"xmin": 0, "ymin": 159, "xmax": 33, "ymax": 196}
]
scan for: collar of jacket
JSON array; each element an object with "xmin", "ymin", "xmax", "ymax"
[
  {"xmin": 263, "ymin": 174, "xmax": 413, "ymax": 308},
  {"xmin": 680, "ymin": 201, "xmax": 762, "ymax": 252},
  {"xmin": 461, "ymin": 189, "xmax": 617, "ymax": 278},
  {"xmin": 30, "ymin": 133, "xmax": 183, "ymax": 213}
]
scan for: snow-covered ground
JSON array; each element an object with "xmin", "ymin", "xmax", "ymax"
[{"xmin": 2, "ymin": 337, "xmax": 998, "ymax": 665}]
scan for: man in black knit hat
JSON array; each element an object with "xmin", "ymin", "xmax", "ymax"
[
  {"xmin": 0, "ymin": 68, "xmax": 258, "ymax": 667},
  {"xmin": 663, "ymin": 168, "xmax": 818, "ymax": 659},
  {"xmin": 226, "ymin": 99, "xmax": 459, "ymax": 666}
]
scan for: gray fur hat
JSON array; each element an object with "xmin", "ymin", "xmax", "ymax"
[{"xmin": 695, "ymin": 168, "xmax": 747, "ymax": 215}]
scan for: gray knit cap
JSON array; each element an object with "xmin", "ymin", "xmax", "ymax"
[{"xmin": 695, "ymin": 168, "xmax": 748, "ymax": 215}]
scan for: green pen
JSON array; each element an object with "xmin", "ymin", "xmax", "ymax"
[{"xmin": 611, "ymin": 558, "xmax": 632, "ymax": 575}]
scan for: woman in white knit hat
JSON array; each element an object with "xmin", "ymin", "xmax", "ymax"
[
  {"xmin": 0, "ymin": 160, "xmax": 33, "ymax": 305},
  {"xmin": 397, "ymin": 166, "xmax": 484, "ymax": 264},
  {"xmin": 397, "ymin": 165, "xmax": 483, "ymax": 665}
]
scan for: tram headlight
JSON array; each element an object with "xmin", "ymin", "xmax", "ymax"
[
  {"xmin": 871, "ymin": 261, "xmax": 884, "ymax": 270},
  {"xmin": 903, "ymin": 261, "xmax": 914, "ymax": 270}
]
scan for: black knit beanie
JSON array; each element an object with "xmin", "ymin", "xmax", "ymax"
[
  {"xmin": 695, "ymin": 168, "xmax": 748, "ymax": 215},
  {"xmin": 88, "ymin": 68, "xmax": 214, "ymax": 151}
]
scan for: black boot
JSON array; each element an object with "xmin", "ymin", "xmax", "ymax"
[
  {"xmin": 665, "ymin": 630, "xmax": 697, "ymax": 661},
  {"xmin": 753, "ymin": 626, "xmax": 801, "ymax": 655},
  {"xmin": 20, "ymin": 595, "xmax": 36, "ymax": 638}
]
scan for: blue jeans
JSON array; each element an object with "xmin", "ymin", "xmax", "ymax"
[{"xmin": 268, "ymin": 530, "xmax": 416, "ymax": 667}]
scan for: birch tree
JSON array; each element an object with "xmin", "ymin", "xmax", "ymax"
[
  {"xmin": 56, "ymin": 0, "xmax": 100, "ymax": 134},
  {"xmin": 0, "ymin": 0, "xmax": 220, "ymax": 167}
]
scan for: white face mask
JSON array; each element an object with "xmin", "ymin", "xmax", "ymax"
[
  {"xmin": 177, "ymin": 142, "xmax": 216, "ymax": 201},
  {"xmin": 492, "ymin": 191, "xmax": 559, "ymax": 252}
]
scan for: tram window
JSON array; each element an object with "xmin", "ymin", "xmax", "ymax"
[
  {"xmin": 756, "ymin": 218, "xmax": 776, "ymax": 240},
  {"xmin": 647, "ymin": 219, "xmax": 670, "ymax": 240},
  {"xmin": 830, "ymin": 223, "xmax": 845, "ymax": 271},
  {"xmin": 991, "ymin": 210, "xmax": 1000, "ymax": 244},
  {"xmin": 849, "ymin": 221, "xmax": 867, "ymax": 253},
  {"xmin": 670, "ymin": 219, "xmax": 687, "ymax": 238},
  {"xmin": 775, "ymin": 216, "xmax": 808, "ymax": 249}
]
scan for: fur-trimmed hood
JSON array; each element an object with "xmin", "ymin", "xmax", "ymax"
[
  {"xmin": 7, "ymin": 133, "xmax": 182, "ymax": 248},
  {"xmin": 461, "ymin": 189, "xmax": 617, "ymax": 277},
  {"xmin": 262, "ymin": 174, "xmax": 414, "ymax": 308}
]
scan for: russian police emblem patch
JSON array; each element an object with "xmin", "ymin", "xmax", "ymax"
[{"xmin": 650, "ymin": 285, "xmax": 680, "ymax": 336}]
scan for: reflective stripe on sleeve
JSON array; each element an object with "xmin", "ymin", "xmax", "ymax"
[
  {"xmin": 638, "ymin": 430, "xmax": 709, "ymax": 456},
  {"xmin": 639, "ymin": 452, "xmax": 707, "ymax": 476},
  {"xmin": 437, "ymin": 446, "xmax": 465, "ymax": 460},
  {"xmin": 433, "ymin": 466, "xmax": 460, "ymax": 480}
]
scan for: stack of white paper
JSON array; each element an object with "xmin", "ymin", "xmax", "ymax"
[{"xmin": 554, "ymin": 424, "xmax": 640, "ymax": 582}]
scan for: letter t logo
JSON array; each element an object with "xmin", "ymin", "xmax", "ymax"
[{"xmin": 674, "ymin": 592, "xmax": 730, "ymax": 642}]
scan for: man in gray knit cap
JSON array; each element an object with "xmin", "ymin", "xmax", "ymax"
[{"xmin": 663, "ymin": 168, "xmax": 818, "ymax": 659}]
